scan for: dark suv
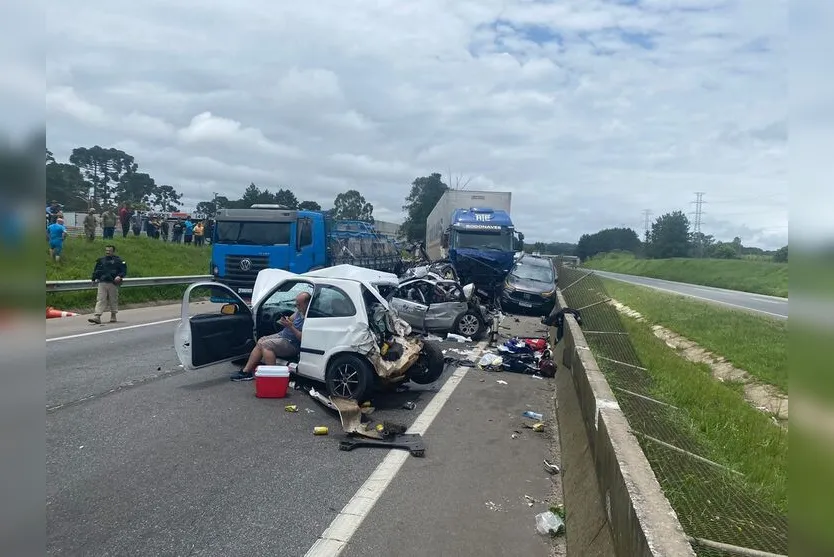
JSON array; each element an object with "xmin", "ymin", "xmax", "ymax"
[{"xmin": 500, "ymin": 255, "xmax": 557, "ymax": 316}]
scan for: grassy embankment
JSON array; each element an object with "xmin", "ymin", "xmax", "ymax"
[
  {"xmin": 602, "ymin": 278, "xmax": 787, "ymax": 392},
  {"xmin": 46, "ymin": 236, "xmax": 210, "ymax": 312},
  {"xmin": 601, "ymin": 279, "xmax": 788, "ymax": 513},
  {"xmin": 621, "ymin": 311, "xmax": 788, "ymax": 513},
  {"xmin": 584, "ymin": 253, "xmax": 788, "ymax": 298}
]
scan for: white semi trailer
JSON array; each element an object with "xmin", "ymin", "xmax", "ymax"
[{"xmin": 425, "ymin": 190, "xmax": 512, "ymax": 261}]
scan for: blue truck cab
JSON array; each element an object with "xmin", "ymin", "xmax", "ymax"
[
  {"xmin": 210, "ymin": 205, "xmax": 401, "ymax": 299},
  {"xmin": 441, "ymin": 207, "xmax": 524, "ymax": 294}
]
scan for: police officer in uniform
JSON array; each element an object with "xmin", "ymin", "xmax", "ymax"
[{"xmin": 88, "ymin": 244, "xmax": 128, "ymax": 324}]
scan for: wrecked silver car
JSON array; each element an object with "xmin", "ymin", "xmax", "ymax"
[{"xmin": 387, "ymin": 276, "xmax": 489, "ymax": 340}]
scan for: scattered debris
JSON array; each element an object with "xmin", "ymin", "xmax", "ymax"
[
  {"xmin": 532, "ymin": 423, "xmax": 545, "ymax": 433},
  {"xmin": 339, "ymin": 433, "xmax": 426, "ymax": 457},
  {"xmin": 511, "ymin": 433, "xmax": 519, "ymax": 439},
  {"xmin": 424, "ymin": 334, "xmax": 444, "ymax": 342},
  {"xmin": 543, "ymin": 460, "xmax": 560, "ymax": 474},
  {"xmin": 531, "ymin": 375, "xmax": 544, "ymax": 380},
  {"xmin": 285, "ymin": 405, "xmax": 298, "ymax": 412},
  {"xmin": 524, "ymin": 495, "xmax": 537, "ymax": 507},
  {"xmin": 305, "ymin": 408, "xmax": 315, "ymax": 414},
  {"xmin": 402, "ymin": 401, "xmax": 416, "ymax": 410},
  {"xmin": 522, "ymin": 410, "xmax": 544, "ymax": 421},
  {"xmin": 446, "ymin": 333, "xmax": 472, "ymax": 343},
  {"xmin": 485, "ymin": 501, "xmax": 504, "ymax": 512},
  {"xmin": 496, "ymin": 380, "xmax": 508, "ymax": 385},
  {"xmin": 313, "ymin": 426, "xmax": 329, "ymax": 435},
  {"xmin": 478, "ymin": 353, "xmax": 503, "ymax": 369},
  {"xmin": 535, "ymin": 511, "xmax": 565, "ymax": 537}
]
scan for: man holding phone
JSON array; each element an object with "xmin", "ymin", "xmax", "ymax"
[{"xmin": 231, "ymin": 291, "xmax": 311, "ymax": 382}]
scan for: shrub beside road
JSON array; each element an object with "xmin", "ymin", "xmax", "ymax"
[
  {"xmin": 46, "ymin": 236, "xmax": 210, "ymax": 312},
  {"xmin": 585, "ymin": 253, "xmax": 789, "ymax": 297},
  {"xmin": 602, "ymin": 278, "xmax": 788, "ymax": 393}
]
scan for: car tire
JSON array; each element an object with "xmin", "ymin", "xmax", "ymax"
[
  {"xmin": 325, "ymin": 354, "xmax": 374, "ymax": 401},
  {"xmin": 407, "ymin": 341, "xmax": 445, "ymax": 385},
  {"xmin": 454, "ymin": 310, "xmax": 485, "ymax": 340}
]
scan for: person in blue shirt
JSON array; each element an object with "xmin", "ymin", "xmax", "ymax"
[
  {"xmin": 231, "ymin": 291, "xmax": 311, "ymax": 381},
  {"xmin": 47, "ymin": 217, "xmax": 68, "ymax": 262},
  {"xmin": 183, "ymin": 218, "xmax": 194, "ymax": 245}
]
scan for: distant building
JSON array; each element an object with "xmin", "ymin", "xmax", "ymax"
[{"xmin": 373, "ymin": 220, "xmax": 401, "ymax": 240}]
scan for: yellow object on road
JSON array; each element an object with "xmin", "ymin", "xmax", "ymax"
[
  {"xmin": 532, "ymin": 423, "xmax": 545, "ymax": 432},
  {"xmin": 285, "ymin": 405, "xmax": 298, "ymax": 412},
  {"xmin": 313, "ymin": 426, "xmax": 329, "ymax": 436}
]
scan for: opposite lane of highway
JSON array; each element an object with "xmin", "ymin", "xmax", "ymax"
[{"xmin": 591, "ymin": 269, "xmax": 788, "ymax": 319}]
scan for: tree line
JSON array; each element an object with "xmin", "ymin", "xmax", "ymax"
[
  {"xmin": 575, "ymin": 210, "xmax": 788, "ymax": 263},
  {"xmin": 46, "ymin": 146, "xmax": 183, "ymax": 212},
  {"xmin": 195, "ymin": 184, "xmax": 375, "ymax": 223}
]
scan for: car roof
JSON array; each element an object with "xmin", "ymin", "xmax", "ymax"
[{"xmin": 251, "ymin": 268, "xmax": 384, "ymax": 308}]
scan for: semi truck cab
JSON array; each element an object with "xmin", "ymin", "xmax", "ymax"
[{"xmin": 441, "ymin": 207, "xmax": 524, "ymax": 294}]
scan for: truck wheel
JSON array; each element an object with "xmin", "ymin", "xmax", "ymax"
[
  {"xmin": 325, "ymin": 354, "xmax": 373, "ymax": 400},
  {"xmin": 407, "ymin": 341, "xmax": 445, "ymax": 385},
  {"xmin": 454, "ymin": 310, "xmax": 485, "ymax": 340}
]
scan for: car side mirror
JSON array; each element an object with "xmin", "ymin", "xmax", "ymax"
[{"xmin": 221, "ymin": 303, "xmax": 238, "ymax": 315}]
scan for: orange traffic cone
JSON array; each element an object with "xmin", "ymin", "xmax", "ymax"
[{"xmin": 46, "ymin": 307, "xmax": 78, "ymax": 318}]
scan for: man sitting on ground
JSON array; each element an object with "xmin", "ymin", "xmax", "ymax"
[{"xmin": 231, "ymin": 291, "xmax": 311, "ymax": 381}]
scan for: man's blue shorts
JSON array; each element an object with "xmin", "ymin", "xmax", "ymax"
[{"xmin": 49, "ymin": 241, "xmax": 63, "ymax": 255}]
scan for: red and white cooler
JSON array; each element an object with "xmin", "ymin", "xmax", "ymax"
[{"xmin": 254, "ymin": 366, "xmax": 290, "ymax": 398}]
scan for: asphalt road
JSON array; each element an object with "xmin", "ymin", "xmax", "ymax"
[
  {"xmin": 47, "ymin": 305, "xmax": 563, "ymax": 556},
  {"xmin": 591, "ymin": 270, "xmax": 789, "ymax": 319}
]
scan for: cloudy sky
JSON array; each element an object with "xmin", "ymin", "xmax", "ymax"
[{"xmin": 43, "ymin": 0, "xmax": 788, "ymax": 248}]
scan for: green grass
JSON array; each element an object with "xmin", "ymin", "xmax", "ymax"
[
  {"xmin": 584, "ymin": 253, "xmax": 788, "ymax": 297},
  {"xmin": 46, "ymin": 236, "xmax": 210, "ymax": 312},
  {"xmin": 620, "ymin": 314, "xmax": 789, "ymax": 513},
  {"xmin": 602, "ymin": 279, "xmax": 788, "ymax": 393}
]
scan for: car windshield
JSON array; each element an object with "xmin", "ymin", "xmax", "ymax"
[
  {"xmin": 454, "ymin": 230, "xmax": 513, "ymax": 251},
  {"xmin": 511, "ymin": 262, "xmax": 554, "ymax": 283},
  {"xmin": 215, "ymin": 221, "xmax": 290, "ymax": 245}
]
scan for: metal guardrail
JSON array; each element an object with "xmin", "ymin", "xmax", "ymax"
[{"xmin": 46, "ymin": 275, "xmax": 212, "ymax": 292}]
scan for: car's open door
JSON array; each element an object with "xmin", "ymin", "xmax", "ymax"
[{"xmin": 175, "ymin": 282, "xmax": 255, "ymax": 370}]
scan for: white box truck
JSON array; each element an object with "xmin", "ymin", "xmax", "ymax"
[{"xmin": 425, "ymin": 190, "xmax": 512, "ymax": 260}]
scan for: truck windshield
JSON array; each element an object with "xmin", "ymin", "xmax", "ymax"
[
  {"xmin": 454, "ymin": 230, "xmax": 513, "ymax": 251},
  {"xmin": 214, "ymin": 221, "xmax": 291, "ymax": 245}
]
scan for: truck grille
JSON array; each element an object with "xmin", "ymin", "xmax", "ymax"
[{"xmin": 224, "ymin": 255, "xmax": 269, "ymax": 282}]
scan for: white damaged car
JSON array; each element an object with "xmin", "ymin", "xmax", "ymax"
[{"xmin": 175, "ymin": 266, "xmax": 445, "ymax": 400}]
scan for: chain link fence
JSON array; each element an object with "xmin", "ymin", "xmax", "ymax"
[{"xmin": 557, "ymin": 266, "xmax": 787, "ymax": 557}]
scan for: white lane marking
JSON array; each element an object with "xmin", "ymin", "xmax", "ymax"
[
  {"xmin": 46, "ymin": 318, "xmax": 180, "ymax": 343},
  {"xmin": 305, "ymin": 343, "xmax": 486, "ymax": 557},
  {"xmin": 608, "ymin": 280, "xmax": 788, "ymax": 319}
]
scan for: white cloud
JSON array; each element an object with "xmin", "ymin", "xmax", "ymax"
[{"xmin": 44, "ymin": 0, "xmax": 790, "ymax": 248}]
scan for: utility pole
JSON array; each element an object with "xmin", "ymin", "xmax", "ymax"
[
  {"xmin": 691, "ymin": 192, "xmax": 706, "ymax": 258},
  {"xmin": 641, "ymin": 209, "xmax": 653, "ymax": 243}
]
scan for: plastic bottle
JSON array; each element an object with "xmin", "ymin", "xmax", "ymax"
[
  {"xmin": 523, "ymin": 410, "xmax": 543, "ymax": 421},
  {"xmin": 535, "ymin": 511, "xmax": 564, "ymax": 536}
]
